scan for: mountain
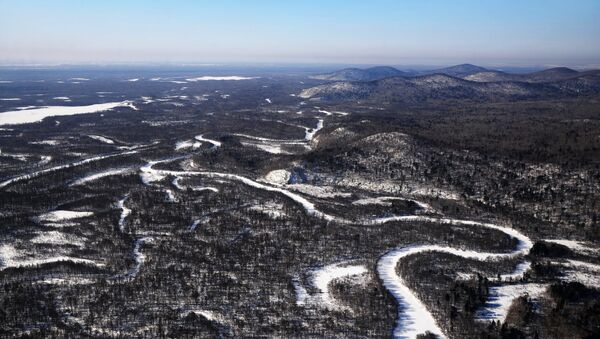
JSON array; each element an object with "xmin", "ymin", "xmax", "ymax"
[
  {"xmin": 465, "ymin": 67, "xmax": 583, "ymax": 83},
  {"xmin": 425, "ymin": 64, "xmax": 489, "ymax": 77},
  {"xmin": 310, "ymin": 66, "xmax": 408, "ymax": 81},
  {"xmin": 299, "ymin": 72, "xmax": 600, "ymax": 104}
]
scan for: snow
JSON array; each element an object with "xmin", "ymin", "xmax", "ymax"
[
  {"xmin": 234, "ymin": 134, "xmax": 308, "ymax": 154},
  {"xmin": 0, "ymin": 244, "xmax": 103, "ymax": 270},
  {"xmin": 36, "ymin": 210, "xmax": 94, "ymax": 223},
  {"xmin": 475, "ymin": 284, "xmax": 547, "ymax": 323},
  {"xmin": 263, "ymin": 169, "xmax": 291, "ymax": 185},
  {"xmin": 185, "ymin": 76, "xmax": 258, "ymax": 81},
  {"xmin": 293, "ymin": 262, "xmax": 368, "ymax": 310},
  {"xmin": 164, "ymin": 189, "xmax": 177, "ymax": 202},
  {"xmin": 70, "ymin": 168, "xmax": 132, "ymax": 186},
  {"xmin": 553, "ymin": 259, "xmax": 600, "ymax": 286},
  {"xmin": 0, "ymin": 150, "xmax": 138, "ymax": 188},
  {"xmin": 117, "ymin": 195, "xmax": 131, "ymax": 232},
  {"xmin": 292, "ymin": 275, "xmax": 309, "ymax": 306},
  {"xmin": 30, "ymin": 231, "xmax": 85, "ymax": 248},
  {"xmin": 0, "ymin": 101, "xmax": 137, "ymax": 125},
  {"xmin": 353, "ymin": 196, "xmax": 432, "ymax": 211},
  {"xmin": 189, "ymin": 219, "xmax": 202, "ymax": 231},
  {"xmin": 544, "ymin": 239, "xmax": 598, "ymax": 255},
  {"xmin": 175, "ymin": 139, "xmax": 201, "ymax": 151},
  {"xmin": 287, "ymin": 184, "xmax": 352, "ymax": 198},
  {"xmin": 30, "ymin": 139, "xmax": 61, "ymax": 145},
  {"xmin": 119, "ymin": 237, "xmax": 151, "ymax": 280},
  {"xmin": 88, "ymin": 135, "xmax": 115, "ymax": 144},
  {"xmin": 310, "ymin": 263, "xmax": 368, "ymax": 309},
  {"xmin": 249, "ymin": 202, "xmax": 287, "ymax": 218},
  {"xmin": 140, "ymin": 161, "xmax": 335, "ymax": 221},
  {"xmin": 304, "ymin": 119, "xmax": 324, "ymax": 141},
  {"xmin": 376, "ymin": 217, "xmax": 533, "ymax": 338},
  {"xmin": 195, "ymin": 134, "xmax": 222, "ymax": 148}
]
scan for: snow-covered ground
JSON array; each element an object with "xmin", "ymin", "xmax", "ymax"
[
  {"xmin": 195, "ymin": 134, "xmax": 222, "ymax": 148},
  {"xmin": 0, "ymin": 244, "xmax": 103, "ymax": 270},
  {"xmin": 475, "ymin": 284, "xmax": 547, "ymax": 323},
  {"xmin": 309, "ymin": 263, "xmax": 368, "ymax": 310},
  {"xmin": 117, "ymin": 195, "xmax": 131, "ymax": 233},
  {"xmin": 88, "ymin": 135, "xmax": 115, "ymax": 144},
  {"xmin": 0, "ymin": 150, "xmax": 138, "ymax": 188},
  {"xmin": 544, "ymin": 239, "xmax": 598, "ymax": 256},
  {"xmin": 175, "ymin": 139, "xmax": 201, "ymax": 151},
  {"xmin": 552, "ymin": 259, "xmax": 600, "ymax": 286},
  {"xmin": 249, "ymin": 202, "xmax": 287, "ymax": 219},
  {"xmin": 304, "ymin": 119, "xmax": 324, "ymax": 141},
  {"xmin": 185, "ymin": 76, "xmax": 258, "ymax": 81},
  {"xmin": 0, "ymin": 101, "xmax": 137, "ymax": 125},
  {"xmin": 352, "ymin": 196, "xmax": 432, "ymax": 211},
  {"xmin": 30, "ymin": 231, "xmax": 86, "ymax": 248},
  {"xmin": 376, "ymin": 217, "xmax": 533, "ymax": 338},
  {"xmin": 118, "ymin": 237, "xmax": 152, "ymax": 280},
  {"xmin": 139, "ymin": 161, "xmax": 335, "ymax": 221},
  {"xmin": 70, "ymin": 168, "xmax": 132, "ymax": 186},
  {"xmin": 36, "ymin": 210, "xmax": 94, "ymax": 224}
]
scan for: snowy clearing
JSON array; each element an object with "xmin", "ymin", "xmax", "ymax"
[
  {"xmin": 0, "ymin": 150, "xmax": 138, "ymax": 189},
  {"xmin": 475, "ymin": 284, "xmax": 547, "ymax": 323},
  {"xmin": 36, "ymin": 210, "xmax": 94, "ymax": 224},
  {"xmin": 185, "ymin": 76, "xmax": 258, "ymax": 81},
  {"xmin": 70, "ymin": 168, "xmax": 132, "ymax": 186},
  {"xmin": 0, "ymin": 101, "xmax": 137, "ymax": 125}
]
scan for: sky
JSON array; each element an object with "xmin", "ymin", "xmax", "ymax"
[{"xmin": 1, "ymin": 0, "xmax": 599, "ymax": 67}]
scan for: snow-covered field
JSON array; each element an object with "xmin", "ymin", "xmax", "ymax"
[
  {"xmin": 70, "ymin": 168, "xmax": 133, "ymax": 186},
  {"xmin": 0, "ymin": 101, "xmax": 137, "ymax": 125},
  {"xmin": 0, "ymin": 150, "xmax": 138, "ymax": 188},
  {"xmin": 88, "ymin": 135, "xmax": 115, "ymax": 144},
  {"xmin": 0, "ymin": 244, "xmax": 103, "ymax": 270},
  {"xmin": 185, "ymin": 76, "xmax": 258, "ymax": 81},
  {"xmin": 36, "ymin": 210, "xmax": 94, "ymax": 224},
  {"xmin": 294, "ymin": 263, "xmax": 367, "ymax": 310},
  {"xmin": 475, "ymin": 284, "xmax": 547, "ymax": 323}
]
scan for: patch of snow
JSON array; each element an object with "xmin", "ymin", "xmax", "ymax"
[
  {"xmin": 475, "ymin": 284, "xmax": 547, "ymax": 323},
  {"xmin": 0, "ymin": 244, "xmax": 103, "ymax": 270},
  {"xmin": 186, "ymin": 76, "xmax": 258, "ymax": 81},
  {"xmin": 310, "ymin": 263, "xmax": 368, "ymax": 310},
  {"xmin": 88, "ymin": 135, "xmax": 115, "ymax": 144},
  {"xmin": 0, "ymin": 150, "xmax": 138, "ymax": 188},
  {"xmin": 30, "ymin": 231, "xmax": 85, "ymax": 247},
  {"xmin": 30, "ymin": 139, "xmax": 61, "ymax": 145},
  {"xmin": 36, "ymin": 210, "xmax": 94, "ymax": 224},
  {"xmin": 0, "ymin": 101, "xmax": 137, "ymax": 125},
  {"xmin": 117, "ymin": 195, "xmax": 131, "ymax": 232},
  {"xmin": 544, "ymin": 239, "xmax": 598, "ymax": 256},
  {"xmin": 70, "ymin": 168, "xmax": 132, "ymax": 186},
  {"xmin": 195, "ymin": 134, "xmax": 222, "ymax": 148},
  {"xmin": 263, "ymin": 169, "xmax": 291, "ymax": 185}
]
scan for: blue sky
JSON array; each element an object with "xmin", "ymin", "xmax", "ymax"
[{"xmin": 1, "ymin": 0, "xmax": 599, "ymax": 67}]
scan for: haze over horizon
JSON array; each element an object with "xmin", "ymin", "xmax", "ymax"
[{"xmin": 1, "ymin": 0, "xmax": 599, "ymax": 68}]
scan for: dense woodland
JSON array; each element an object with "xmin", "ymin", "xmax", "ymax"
[{"xmin": 0, "ymin": 67, "xmax": 598, "ymax": 338}]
